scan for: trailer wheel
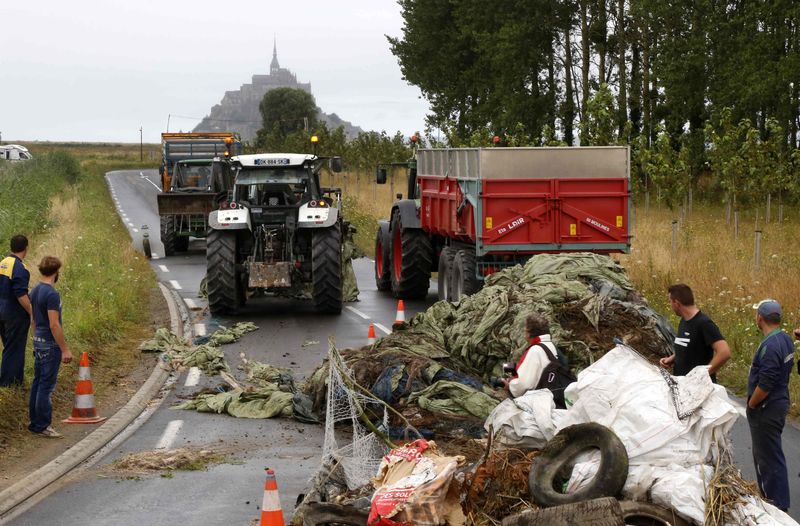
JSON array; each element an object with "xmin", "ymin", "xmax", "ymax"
[
  {"xmin": 437, "ymin": 247, "xmax": 457, "ymax": 302},
  {"xmin": 450, "ymin": 249, "xmax": 480, "ymax": 303},
  {"xmin": 312, "ymin": 224, "xmax": 343, "ymax": 314},
  {"xmin": 160, "ymin": 216, "xmax": 177, "ymax": 257},
  {"xmin": 206, "ymin": 229, "xmax": 241, "ymax": 315},
  {"xmin": 374, "ymin": 222, "xmax": 391, "ymax": 291},
  {"xmin": 174, "ymin": 235, "xmax": 190, "ymax": 252},
  {"xmin": 390, "ymin": 209, "xmax": 432, "ymax": 299}
]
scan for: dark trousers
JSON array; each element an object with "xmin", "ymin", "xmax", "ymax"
[
  {"xmin": 0, "ymin": 317, "xmax": 29, "ymax": 387},
  {"xmin": 29, "ymin": 341, "xmax": 62, "ymax": 433},
  {"xmin": 747, "ymin": 400, "xmax": 790, "ymax": 511}
]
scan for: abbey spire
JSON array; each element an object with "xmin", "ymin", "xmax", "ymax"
[{"xmin": 270, "ymin": 36, "xmax": 280, "ymax": 74}]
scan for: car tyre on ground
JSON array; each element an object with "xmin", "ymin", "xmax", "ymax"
[
  {"xmin": 529, "ymin": 423, "xmax": 629, "ymax": 508},
  {"xmin": 500, "ymin": 497, "xmax": 625, "ymax": 526}
]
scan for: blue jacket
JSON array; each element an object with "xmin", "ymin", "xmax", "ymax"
[
  {"xmin": 0, "ymin": 254, "xmax": 30, "ymax": 320},
  {"xmin": 747, "ymin": 329, "xmax": 795, "ymax": 406}
]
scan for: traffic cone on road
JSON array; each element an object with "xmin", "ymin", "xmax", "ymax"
[
  {"xmin": 260, "ymin": 468, "xmax": 285, "ymax": 526},
  {"xmin": 394, "ymin": 300, "xmax": 406, "ymax": 324},
  {"xmin": 63, "ymin": 352, "xmax": 107, "ymax": 425},
  {"xmin": 367, "ymin": 324, "xmax": 376, "ymax": 345}
]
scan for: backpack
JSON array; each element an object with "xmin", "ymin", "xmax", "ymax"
[{"xmin": 534, "ymin": 344, "xmax": 577, "ymax": 409}]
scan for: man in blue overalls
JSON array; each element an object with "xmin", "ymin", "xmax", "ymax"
[
  {"xmin": 0, "ymin": 234, "xmax": 32, "ymax": 387},
  {"xmin": 747, "ymin": 299, "xmax": 794, "ymax": 512}
]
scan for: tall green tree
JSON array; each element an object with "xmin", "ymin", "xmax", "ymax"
[{"xmin": 255, "ymin": 88, "xmax": 318, "ymax": 149}]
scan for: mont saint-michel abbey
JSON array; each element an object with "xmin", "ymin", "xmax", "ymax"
[{"xmin": 193, "ymin": 41, "xmax": 360, "ymax": 142}]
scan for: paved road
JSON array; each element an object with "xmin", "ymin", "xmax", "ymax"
[
  {"xmin": 8, "ymin": 170, "xmax": 437, "ymax": 526},
  {"xmin": 9, "ymin": 169, "xmax": 800, "ymax": 524}
]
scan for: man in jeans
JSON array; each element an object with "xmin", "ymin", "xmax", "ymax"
[
  {"xmin": 0, "ymin": 234, "xmax": 32, "ymax": 387},
  {"xmin": 29, "ymin": 256, "xmax": 72, "ymax": 438}
]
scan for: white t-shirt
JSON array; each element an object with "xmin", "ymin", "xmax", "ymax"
[{"xmin": 508, "ymin": 334, "xmax": 559, "ymax": 398}]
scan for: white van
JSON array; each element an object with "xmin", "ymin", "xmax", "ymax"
[{"xmin": 0, "ymin": 145, "xmax": 32, "ymax": 161}]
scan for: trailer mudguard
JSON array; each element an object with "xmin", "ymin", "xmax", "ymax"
[
  {"xmin": 392, "ymin": 199, "xmax": 421, "ymax": 229},
  {"xmin": 209, "ymin": 209, "xmax": 251, "ymax": 230}
]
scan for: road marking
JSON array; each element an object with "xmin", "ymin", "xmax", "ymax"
[
  {"xmin": 155, "ymin": 420, "xmax": 184, "ymax": 450},
  {"xmin": 194, "ymin": 324, "xmax": 207, "ymax": 336},
  {"xmin": 158, "ymin": 265, "xmax": 170, "ymax": 273},
  {"xmin": 375, "ymin": 323, "xmax": 391, "ymax": 335},
  {"xmin": 132, "ymin": 228, "xmax": 139, "ymax": 233},
  {"xmin": 346, "ymin": 306, "xmax": 370, "ymax": 320},
  {"xmin": 140, "ymin": 172, "xmax": 162, "ymax": 191},
  {"xmin": 184, "ymin": 298, "xmax": 200, "ymax": 310},
  {"xmin": 184, "ymin": 367, "xmax": 201, "ymax": 387},
  {"xmin": 127, "ymin": 222, "xmax": 135, "ymax": 227},
  {"xmin": 168, "ymin": 280, "xmax": 182, "ymax": 290}
]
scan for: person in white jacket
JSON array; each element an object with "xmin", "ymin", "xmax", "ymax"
[{"xmin": 507, "ymin": 313, "xmax": 568, "ymax": 399}]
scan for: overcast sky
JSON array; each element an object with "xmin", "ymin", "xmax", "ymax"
[{"xmin": 0, "ymin": 0, "xmax": 430, "ymax": 143}]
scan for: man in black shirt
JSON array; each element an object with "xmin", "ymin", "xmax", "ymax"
[{"xmin": 659, "ymin": 284, "xmax": 731, "ymax": 382}]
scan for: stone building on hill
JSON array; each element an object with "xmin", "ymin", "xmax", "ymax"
[{"xmin": 193, "ymin": 40, "xmax": 361, "ymax": 142}]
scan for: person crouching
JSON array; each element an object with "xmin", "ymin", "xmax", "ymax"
[{"xmin": 506, "ymin": 313, "xmax": 575, "ymax": 408}]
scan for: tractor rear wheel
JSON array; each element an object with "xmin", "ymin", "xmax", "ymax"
[
  {"xmin": 160, "ymin": 216, "xmax": 177, "ymax": 257},
  {"xmin": 374, "ymin": 223, "xmax": 391, "ymax": 291},
  {"xmin": 450, "ymin": 249, "xmax": 480, "ymax": 303},
  {"xmin": 312, "ymin": 224, "xmax": 343, "ymax": 314},
  {"xmin": 437, "ymin": 247, "xmax": 457, "ymax": 302},
  {"xmin": 390, "ymin": 209, "xmax": 432, "ymax": 299},
  {"xmin": 206, "ymin": 229, "xmax": 241, "ymax": 315}
]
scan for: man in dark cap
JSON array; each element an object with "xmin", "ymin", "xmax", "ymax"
[{"xmin": 747, "ymin": 299, "xmax": 794, "ymax": 512}]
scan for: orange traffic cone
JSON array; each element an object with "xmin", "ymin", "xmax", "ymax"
[
  {"xmin": 63, "ymin": 352, "xmax": 107, "ymax": 425},
  {"xmin": 367, "ymin": 324, "xmax": 376, "ymax": 345},
  {"xmin": 394, "ymin": 300, "xmax": 406, "ymax": 325},
  {"xmin": 260, "ymin": 468, "xmax": 285, "ymax": 526}
]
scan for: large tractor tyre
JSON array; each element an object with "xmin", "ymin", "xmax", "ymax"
[
  {"xmin": 374, "ymin": 223, "xmax": 391, "ymax": 291},
  {"xmin": 437, "ymin": 247, "xmax": 457, "ymax": 302},
  {"xmin": 312, "ymin": 224, "xmax": 343, "ymax": 314},
  {"xmin": 450, "ymin": 249, "xmax": 481, "ymax": 303},
  {"xmin": 501, "ymin": 497, "xmax": 624, "ymax": 526},
  {"xmin": 529, "ymin": 423, "xmax": 629, "ymax": 508},
  {"xmin": 206, "ymin": 229, "xmax": 241, "ymax": 315},
  {"xmin": 618, "ymin": 501, "xmax": 690, "ymax": 526},
  {"xmin": 174, "ymin": 235, "xmax": 190, "ymax": 252},
  {"xmin": 389, "ymin": 209, "xmax": 432, "ymax": 299},
  {"xmin": 160, "ymin": 216, "xmax": 177, "ymax": 257}
]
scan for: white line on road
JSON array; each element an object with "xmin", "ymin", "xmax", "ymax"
[
  {"xmin": 158, "ymin": 265, "xmax": 170, "ymax": 273},
  {"xmin": 168, "ymin": 280, "xmax": 182, "ymax": 290},
  {"xmin": 155, "ymin": 420, "xmax": 184, "ymax": 450},
  {"xmin": 140, "ymin": 172, "xmax": 162, "ymax": 191},
  {"xmin": 132, "ymin": 228, "xmax": 139, "ymax": 233},
  {"xmin": 184, "ymin": 367, "xmax": 201, "ymax": 387},
  {"xmin": 127, "ymin": 222, "xmax": 135, "ymax": 227},
  {"xmin": 194, "ymin": 324, "xmax": 207, "ymax": 336},
  {"xmin": 184, "ymin": 298, "xmax": 200, "ymax": 310},
  {"xmin": 375, "ymin": 323, "xmax": 392, "ymax": 335},
  {"xmin": 346, "ymin": 306, "xmax": 370, "ymax": 320}
]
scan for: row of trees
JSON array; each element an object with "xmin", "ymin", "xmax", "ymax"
[{"xmin": 389, "ymin": 0, "xmax": 800, "ymax": 205}]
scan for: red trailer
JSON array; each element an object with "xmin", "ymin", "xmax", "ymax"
[{"xmin": 374, "ymin": 147, "xmax": 631, "ymax": 301}]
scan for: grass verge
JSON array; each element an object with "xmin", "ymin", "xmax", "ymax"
[{"xmin": 0, "ymin": 152, "xmax": 158, "ymax": 446}]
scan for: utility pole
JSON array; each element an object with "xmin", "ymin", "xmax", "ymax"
[{"xmin": 139, "ymin": 126, "xmax": 143, "ymax": 161}]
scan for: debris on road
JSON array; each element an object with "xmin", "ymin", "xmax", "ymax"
[
  {"xmin": 139, "ymin": 322, "xmax": 258, "ymax": 374},
  {"xmin": 107, "ymin": 447, "xmax": 227, "ymax": 475}
]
